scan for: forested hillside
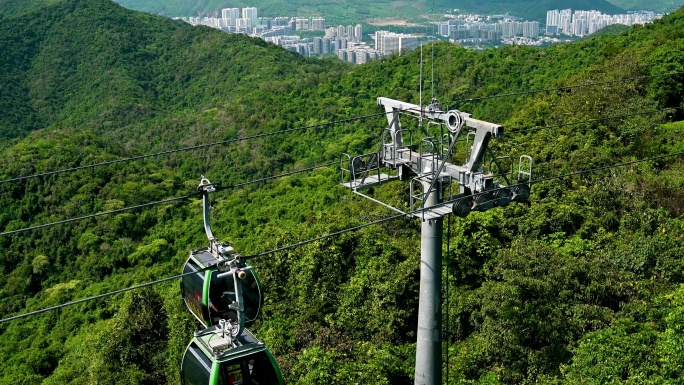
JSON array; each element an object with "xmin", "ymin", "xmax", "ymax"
[
  {"xmin": 608, "ymin": 0, "xmax": 680, "ymax": 13},
  {"xmin": 110, "ymin": 0, "xmax": 624, "ymax": 23},
  {"xmin": 1, "ymin": 0, "xmax": 684, "ymax": 383},
  {"xmin": 0, "ymin": 0, "xmax": 61, "ymax": 19}
]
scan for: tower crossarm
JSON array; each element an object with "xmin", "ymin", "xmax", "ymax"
[
  {"xmin": 341, "ymin": 96, "xmax": 532, "ymax": 217},
  {"xmin": 377, "ymin": 97, "xmax": 503, "ymax": 178},
  {"xmin": 377, "ymin": 97, "xmax": 503, "ymax": 140}
]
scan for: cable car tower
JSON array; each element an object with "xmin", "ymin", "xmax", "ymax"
[{"xmin": 340, "ymin": 97, "xmax": 533, "ymax": 385}]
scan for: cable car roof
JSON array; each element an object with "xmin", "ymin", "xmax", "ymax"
[
  {"xmin": 193, "ymin": 326, "xmax": 268, "ymax": 362},
  {"xmin": 190, "ymin": 248, "xmax": 221, "ymax": 269}
]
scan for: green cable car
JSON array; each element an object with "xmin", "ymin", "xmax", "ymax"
[
  {"xmin": 181, "ymin": 247, "xmax": 263, "ymax": 329},
  {"xmin": 182, "ymin": 176, "xmax": 263, "ymax": 328},
  {"xmin": 181, "ymin": 325, "xmax": 284, "ymax": 385}
]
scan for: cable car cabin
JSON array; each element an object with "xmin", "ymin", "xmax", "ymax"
[
  {"xmin": 181, "ymin": 248, "xmax": 262, "ymax": 328},
  {"xmin": 181, "ymin": 327, "xmax": 284, "ymax": 385}
]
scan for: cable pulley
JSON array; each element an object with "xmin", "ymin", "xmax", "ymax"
[{"xmin": 445, "ymin": 110, "xmax": 464, "ymax": 134}]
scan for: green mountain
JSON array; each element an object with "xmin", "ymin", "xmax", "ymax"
[
  {"xmin": 0, "ymin": 0, "xmax": 345, "ymax": 141},
  {"xmin": 2, "ymin": 0, "xmax": 684, "ymax": 383},
  {"xmin": 111, "ymin": 0, "xmax": 623, "ymax": 23},
  {"xmin": 607, "ymin": 0, "xmax": 681, "ymax": 13},
  {"xmin": 0, "ymin": 0, "xmax": 61, "ymax": 19},
  {"xmin": 442, "ymin": 0, "xmax": 624, "ymax": 21}
]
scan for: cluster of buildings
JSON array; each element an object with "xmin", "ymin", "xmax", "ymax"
[
  {"xmin": 176, "ymin": 5, "xmax": 666, "ymax": 63},
  {"xmin": 263, "ymin": 31, "xmax": 418, "ymax": 64},
  {"xmin": 438, "ymin": 15, "xmax": 541, "ymax": 45},
  {"xmin": 177, "ymin": 7, "xmax": 327, "ymax": 36},
  {"xmin": 325, "ymin": 24, "xmax": 363, "ymax": 43},
  {"xmin": 176, "ymin": 6, "xmax": 421, "ymax": 64},
  {"xmin": 545, "ymin": 9, "xmax": 664, "ymax": 37}
]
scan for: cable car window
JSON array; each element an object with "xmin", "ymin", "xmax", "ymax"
[
  {"xmin": 248, "ymin": 353, "xmax": 280, "ymax": 384},
  {"xmin": 208, "ymin": 269, "xmax": 262, "ymax": 327},
  {"xmin": 181, "ymin": 343, "xmax": 212, "ymax": 385},
  {"xmin": 217, "ymin": 361, "xmax": 246, "ymax": 385},
  {"xmin": 183, "ymin": 259, "xmax": 210, "ymax": 324},
  {"xmin": 210, "ymin": 271, "xmax": 236, "ymax": 324},
  {"xmin": 217, "ymin": 354, "xmax": 279, "ymax": 385}
]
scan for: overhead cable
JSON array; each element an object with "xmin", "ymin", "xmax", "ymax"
[
  {"xmin": 3, "ymin": 151, "xmax": 684, "ymax": 323},
  {"xmin": 0, "ymin": 161, "xmax": 338, "ymax": 237},
  {"xmin": 445, "ymin": 71, "xmax": 684, "ymax": 105},
  {"xmin": 0, "ymin": 113, "xmax": 386, "ymax": 185},
  {"xmin": 0, "ymin": 195, "xmax": 198, "ymax": 237},
  {"xmin": 509, "ymin": 106, "xmax": 683, "ymax": 134},
  {"xmin": 0, "ymin": 270, "xmax": 202, "ymax": 323},
  {"xmin": 215, "ymin": 161, "xmax": 337, "ymax": 191},
  {"xmin": 243, "ymin": 150, "xmax": 684, "ymax": 260},
  {"xmin": 3, "ymin": 103, "xmax": 679, "ymax": 238},
  {"xmin": 5, "ymin": 71, "xmax": 682, "ymax": 186}
]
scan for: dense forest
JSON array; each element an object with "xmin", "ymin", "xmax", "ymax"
[{"xmin": 1, "ymin": 0, "xmax": 684, "ymax": 383}]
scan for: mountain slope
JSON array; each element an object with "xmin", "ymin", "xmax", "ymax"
[
  {"xmin": 607, "ymin": 0, "xmax": 680, "ymax": 12},
  {"xmin": 0, "ymin": 0, "xmax": 346, "ymax": 141},
  {"xmin": 437, "ymin": 0, "xmax": 624, "ymax": 21},
  {"xmin": 0, "ymin": 0, "xmax": 61, "ymax": 19},
  {"xmin": 112, "ymin": 0, "xmax": 624, "ymax": 22}
]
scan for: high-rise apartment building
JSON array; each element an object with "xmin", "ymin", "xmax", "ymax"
[
  {"xmin": 542, "ymin": 8, "xmax": 657, "ymax": 37},
  {"xmin": 311, "ymin": 17, "xmax": 326, "ymax": 31},
  {"xmin": 374, "ymin": 31, "xmax": 418, "ymax": 56},
  {"xmin": 221, "ymin": 8, "xmax": 240, "ymax": 27},
  {"xmin": 522, "ymin": 21, "xmax": 540, "ymax": 37},
  {"xmin": 322, "ymin": 37, "xmax": 331, "ymax": 54},
  {"xmin": 242, "ymin": 7, "xmax": 257, "ymax": 28},
  {"xmin": 313, "ymin": 37, "xmax": 323, "ymax": 54},
  {"xmin": 354, "ymin": 24, "xmax": 362, "ymax": 42},
  {"xmin": 294, "ymin": 17, "xmax": 309, "ymax": 30}
]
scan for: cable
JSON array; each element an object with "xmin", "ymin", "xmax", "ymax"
[
  {"xmin": 400, "ymin": 106, "xmax": 679, "ymax": 137},
  {"xmin": 0, "ymin": 270, "xmax": 203, "ymax": 324},
  {"xmin": 3, "ymin": 151, "xmax": 683, "ymax": 323},
  {"xmin": 444, "ymin": 71, "xmax": 684, "ymax": 106},
  {"xmin": 532, "ymin": 151, "xmax": 684, "ymax": 184},
  {"xmin": 0, "ymin": 112, "xmax": 388, "ymax": 186},
  {"xmin": 1, "ymin": 162, "xmax": 339, "ymax": 237},
  {"xmin": 4, "ymin": 71, "xmax": 681, "ymax": 187},
  {"xmin": 431, "ymin": 0, "xmax": 435, "ymax": 102},
  {"xmin": 7, "ymin": 101, "xmax": 674, "ymax": 240},
  {"xmin": 6, "ymin": 104, "xmax": 668, "ymax": 239},
  {"xmin": 243, "ymin": 212, "xmax": 409, "ymax": 260},
  {"xmin": 4, "ymin": 72, "xmax": 680, "ymax": 187},
  {"xmin": 216, "ymin": 161, "xmax": 337, "ymax": 191},
  {"xmin": 509, "ymin": 106, "xmax": 682, "ymax": 134},
  {"xmin": 0, "ymin": 194, "xmax": 198, "ymax": 237},
  {"xmin": 244, "ymin": 150, "xmax": 684, "ymax": 260}
]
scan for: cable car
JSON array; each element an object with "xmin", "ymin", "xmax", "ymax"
[
  {"xmin": 181, "ymin": 325, "xmax": 284, "ymax": 385},
  {"xmin": 182, "ymin": 176, "xmax": 263, "ymax": 328},
  {"xmin": 181, "ymin": 247, "xmax": 263, "ymax": 328}
]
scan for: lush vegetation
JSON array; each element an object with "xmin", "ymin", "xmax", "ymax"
[
  {"xmin": 607, "ymin": 0, "xmax": 679, "ymax": 13},
  {"xmin": 0, "ymin": 0, "xmax": 61, "ymax": 19},
  {"xmin": 1, "ymin": 0, "xmax": 684, "ymax": 383},
  {"xmin": 111, "ymin": 0, "xmax": 623, "ymax": 23}
]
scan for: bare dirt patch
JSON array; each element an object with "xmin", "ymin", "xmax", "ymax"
[{"xmin": 366, "ymin": 18, "xmax": 421, "ymax": 26}]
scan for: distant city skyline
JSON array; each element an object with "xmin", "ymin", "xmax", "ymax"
[
  {"xmin": 546, "ymin": 9, "xmax": 663, "ymax": 36},
  {"xmin": 175, "ymin": 6, "xmax": 666, "ymax": 63},
  {"xmin": 175, "ymin": 6, "xmax": 421, "ymax": 64}
]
